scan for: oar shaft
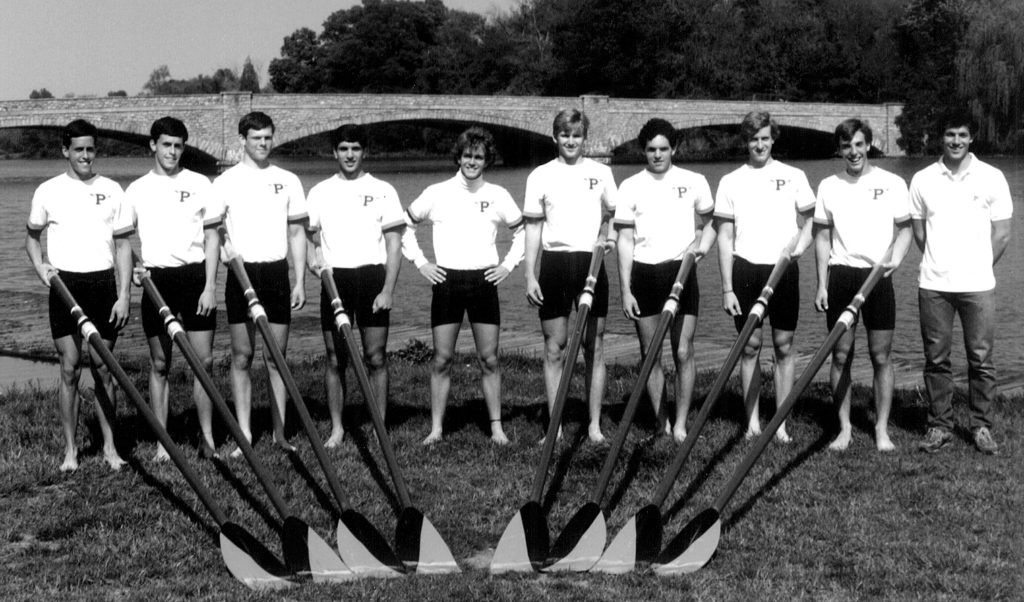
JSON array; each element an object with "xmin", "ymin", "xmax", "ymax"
[
  {"xmin": 320, "ymin": 269, "xmax": 413, "ymax": 507},
  {"xmin": 711, "ymin": 263, "xmax": 886, "ymax": 512},
  {"xmin": 586, "ymin": 252, "xmax": 696, "ymax": 504},
  {"xmin": 649, "ymin": 254, "xmax": 792, "ymax": 508},
  {"xmin": 227, "ymin": 256, "xmax": 354, "ymax": 516},
  {"xmin": 529, "ymin": 242, "xmax": 606, "ymax": 503},
  {"xmin": 139, "ymin": 275, "xmax": 294, "ymax": 520},
  {"xmin": 50, "ymin": 275, "xmax": 230, "ymax": 527}
]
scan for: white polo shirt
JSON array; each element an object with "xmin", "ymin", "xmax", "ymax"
[
  {"xmin": 614, "ymin": 165, "xmax": 714, "ymax": 264},
  {"xmin": 715, "ymin": 159, "xmax": 815, "ymax": 264},
  {"xmin": 523, "ymin": 158, "xmax": 617, "ymax": 252},
  {"xmin": 212, "ymin": 162, "xmax": 307, "ymax": 263},
  {"xmin": 909, "ymin": 153, "xmax": 1013, "ymax": 292},
  {"xmin": 307, "ymin": 173, "xmax": 405, "ymax": 269},
  {"xmin": 27, "ymin": 173, "xmax": 130, "ymax": 272},
  {"xmin": 814, "ymin": 165, "xmax": 910, "ymax": 268},
  {"xmin": 402, "ymin": 173, "xmax": 525, "ymax": 271},
  {"xmin": 125, "ymin": 169, "xmax": 218, "ymax": 268}
]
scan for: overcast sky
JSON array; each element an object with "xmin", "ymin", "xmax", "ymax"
[{"xmin": 0, "ymin": 0, "xmax": 517, "ymax": 101}]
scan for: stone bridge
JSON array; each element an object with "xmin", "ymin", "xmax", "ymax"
[{"xmin": 0, "ymin": 92, "xmax": 904, "ymax": 165}]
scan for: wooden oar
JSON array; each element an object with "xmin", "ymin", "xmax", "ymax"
[
  {"xmin": 220, "ymin": 233, "xmax": 405, "ymax": 578},
  {"xmin": 319, "ymin": 266, "xmax": 459, "ymax": 574},
  {"xmin": 545, "ymin": 251, "xmax": 699, "ymax": 572},
  {"xmin": 50, "ymin": 274, "xmax": 294, "ymax": 591},
  {"xmin": 137, "ymin": 270, "xmax": 354, "ymax": 582},
  {"xmin": 491, "ymin": 241, "xmax": 607, "ymax": 574},
  {"xmin": 654, "ymin": 258, "xmax": 889, "ymax": 574},
  {"xmin": 593, "ymin": 249, "xmax": 793, "ymax": 573}
]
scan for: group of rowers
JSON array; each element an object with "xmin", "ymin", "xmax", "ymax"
[{"xmin": 26, "ymin": 107, "xmax": 1012, "ymax": 473}]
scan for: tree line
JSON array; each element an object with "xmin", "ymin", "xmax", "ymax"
[{"xmin": 266, "ymin": 0, "xmax": 1023, "ymax": 154}]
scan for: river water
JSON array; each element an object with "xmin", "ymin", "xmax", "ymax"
[{"xmin": 2, "ymin": 155, "xmax": 1022, "ymax": 389}]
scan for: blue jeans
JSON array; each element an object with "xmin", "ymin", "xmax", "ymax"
[{"xmin": 918, "ymin": 288, "xmax": 996, "ymax": 430}]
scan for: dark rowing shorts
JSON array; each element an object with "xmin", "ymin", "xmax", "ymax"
[
  {"xmin": 48, "ymin": 269, "xmax": 119, "ymax": 341},
  {"xmin": 631, "ymin": 259, "xmax": 700, "ymax": 318},
  {"xmin": 732, "ymin": 255, "xmax": 799, "ymax": 332},
  {"xmin": 431, "ymin": 268, "xmax": 500, "ymax": 327},
  {"xmin": 319, "ymin": 264, "xmax": 390, "ymax": 331},
  {"xmin": 141, "ymin": 262, "xmax": 217, "ymax": 338},
  {"xmin": 225, "ymin": 259, "xmax": 291, "ymax": 325},
  {"xmin": 538, "ymin": 250, "xmax": 609, "ymax": 321},
  {"xmin": 825, "ymin": 265, "xmax": 895, "ymax": 331}
]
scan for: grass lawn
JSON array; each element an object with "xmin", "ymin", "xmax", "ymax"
[{"xmin": 1, "ymin": 349, "xmax": 1022, "ymax": 601}]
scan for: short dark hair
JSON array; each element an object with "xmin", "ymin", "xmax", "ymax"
[
  {"xmin": 238, "ymin": 111, "xmax": 274, "ymax": 136},
  {"xmin": 329, "ymin": 123, "xmax": 368, "ymax": 148},
  {"xmin": 452, "ymin": 126, "xmax": 497, "ymax": 167},
  {"xmin": 638, "ymin": 118, "xmax": 677, "ymax": 148},
  {"xmin": 150, "ymin": 116, "xmax": 189, "ymax": 143},
  {"xmin": 553, "ymin": 109, "xmax": 589, "ymax": 138},
  {"xmin": 834, "ymin": 118, "xmax": 872, "ymax": 147},
  {"xmin": 936, "ymin": 110, "xmax": 977, "ymax": 138},
  {"xmin": 740, "ymin": 111, "xmax": 779, "ymax": 142},
  {"xmin": 62, "ymin": 119, "xmax": 98, "ymax": 147}
]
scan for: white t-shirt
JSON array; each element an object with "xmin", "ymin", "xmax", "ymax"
[
  {"xmin": 715, "ymin": 159, "xmax": 816, "ymax": 264},
  {"xmin": 402, "ymin": 173, "xmax": 525, "ymax": 271},
  {"xmin": 814, "ymin": 166, "xmax": 910, "ymax": 268},
  {"xmin": 307, "ymin": 173, "xmax": 405, "ymax": 269},
  {"xmin": 212, "ymin": 162, "xmax": 307, "ymax": 263},
  {"xmin": 909, "ymin": 154, "xmax": 1014, "ymax": 292},
  {"xmin": 27, "ymin": 173, "xmax": 130, "ymax": 272},
  {"xmin": 523, "ymin": 158, "xmax": 617, "ymax": 252},
  {"xmin": 614, "ymin": 165, "xmax": 714, "ymax": 264},
  {"xmin": 125, "ymin": 169, "xmax": 218, "ymax": 268}
]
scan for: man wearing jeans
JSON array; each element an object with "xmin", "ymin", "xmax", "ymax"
[{"xmin": 910, "ymin": 111, "xmax": 1012, "ymax": 454}]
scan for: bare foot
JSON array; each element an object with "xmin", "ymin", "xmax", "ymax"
[
  {"xmin": 104, "ymin": 450, "xmax": 126, "ymax": 471},
  {"xmin": 229, "ymin": 432, "xmax": 253, "ymax": 459},
  {"xmin": 672, "ymin": 427, "xmax": 687, "ymax": 444},
  {"xmin": 422, "ymin": 430, "xmax": 443, "ymax": 445},
  {"xmin": 152, "ymin": 444, "xmax": 170, "ymax": 463},
  {"xmin": 663, "ymin": 420, "xmax": 672, "ymax": 437},
  {"xmin": 588, "ymin": 424, "xmax": 606, "ymax": 444},
  {"xmin": 60, "ymin": 449, "xmax": 79, "ymax": 473},
  {"xmin": 876, "ymin": 430, "xmax": 896, "ymax": 452},
  {"xmin": 775, "ymin": 428, "xmax": 792, "ymax": 444},
  {"xmin": 490, "ymin": 424, "xmax": 510, "ymax": 446},
  {"xmin": 828, "ymin": 430, "xmax": 852, "ymax": 451},
  {"xmin": 273, "ymin": 436, "xmax": 297, "ymax": 453},
  {"xmin": 199, "ymin": 442, "xmax": 218, "ymax": 460},
  {"xmin": 744, "ymin": 424, "xmax": 761, "ymax": 440},
  {"xmin": 538, "ymin": 426, "xmax": 563, "ymax": 447},
  {"xmin": 325, "ymin": 430, "xmax": 345, "ymax": 449}
]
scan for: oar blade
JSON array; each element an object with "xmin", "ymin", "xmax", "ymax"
[
  {"xmin": 219, "ymin": 522, "xmax": 295, "ymax": 590},
  {"xmin": 396, "ymin": 507, "xmax": 460, "ymax": 574},
  {"xmin": 280, "ymin": 516, "xmax": 312, "ymax": 578},
  {"xmin": 543, "ymin": 502, "xmax": 605, "ymax": 572},
  {"xmin": 294, "ymin": 519, "xmax": 355, "ymax": 583},
  {"xmin": 337, "ymin": 509, "xmax": 405, "ymax": 577},
  {"xmin": 592, "ymin": 504, "xmax": 661, "ymax": 574},
  {"xmin": 490, "ymin": 501, "xmax": 548, "ymax": 574},
  {"xmin": 653, "ymin": 508, "xmax": 721, "ymax": 575}
]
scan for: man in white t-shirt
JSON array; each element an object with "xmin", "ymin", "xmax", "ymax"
[
  {"xmin": 25, "ymin": 119, "xmax": 132, "ymax": 472},
  {"xmin": 307, "ymin": 124, "xmax": 404, "ymax": 447},
  {"xmin": 523, "ymin": 109, "xmax": 617, "ymax": 443},
  {"xmin": 716, "ymin": 111, "xmax": 814, "ymax": 443},
  {"xmin": 403, "ymin": 127, "xmax": 525, "ymax": 445},
  {"xmin": 615, "ymin": 118, "xmax": 716, "ymax": 443},
  {"xmin": 126, "ymin": 116, "xmax": 220, "ymax": 460},
  {"xmin": 910, "ymin": 112, "xmax": 1013, "ymax": 455},
  {"xmin": 214, "ymin": 111, "xmax": 308, "ymax": 454},
  {"xmin": 813, "ymin": 119, "xmax": 912, "ymax": 452}
]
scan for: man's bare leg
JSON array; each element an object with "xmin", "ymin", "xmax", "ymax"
[
  {"xmin": 827, "ymin": 327, "xmax": 856, "ymax": 451},
  {"xmin": 635, "ymin": 315, "xmax": 670, "ymax": 436},
  {"xmin": 89, "ymin": 340, "xmax": 125, "ymax": 470},
  {"xmin": 582, "ymin": 315, "xmax": 607, "ymax": 443},
  {"xmin": 771, "ymin": 328, "xmax": 796, "ymax": 443},
  {"xmin": 740, "ymin": 328, "xmax": 764, "ymax": 439},
  {"xmin": 228, "ymin": 322, "xmax": 255, "ymax": 457},
  {"xmin": 361, "ymin": 325, "xmax": 390, "ymax": 425},
  {"xmin": 471, "ymin": 322, "xmax": 508, "ymax": 444},
  {"xmin": 264, "ymin": 321, "xmax": 295, "ymax": 451},
  {"xmin": 55, "ymin": 335, "xmax": 82, "ymax": 472},
  {"xmin": 146, "ymin": 334, "xmax": 174, "ymax": 461},
  {"xmin": 187, "ymin": 329, "xmax": 217, "ymax": 455},
  {"xmin": 672, "ymin": 315, "xmax": 698, "ymax": 443},
  {"xmin": 424, "ymin": 323, "xmax": 459, "ymax": 445},
  {"xmin": 868, "ymin": 328, "xmax": 897, "ymax": 452},
  {"xmin": 322, "ymin": 330, "xmax": 347, "ymax": 447},
  {"xmin": 540, "ymin": 316, "xmax": 569, "ymax": 443}
]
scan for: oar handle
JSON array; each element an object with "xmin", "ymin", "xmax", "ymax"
[
  {"xmin": 224, "ymin": 251, "xmax": 355, "ymax": 516},
  {"xmin": 138, "ymin": 273, "xmax": 295, "ymax": 520},
  {"xmin": 319, "ymin": 267, "xmax": 413, "ymax": 508},
  {"xmin": 50, "ymin": 274, "xmax": 230, "ymax": 527},
  {"xmin": 712, "ymin": 260, "xmax": 887, "ymax": 513},
  {"xmin": 529, "ymin": 241, "xmax": 606, "ymax": 503},
  {"xmin": 650, "ymin": 251, "xmax": 792, "ymax": 508},
  {"xmin": 586, "ymin": 251, "xmax": 697, "ymax": 504}
]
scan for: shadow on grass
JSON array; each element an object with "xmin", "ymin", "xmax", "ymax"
[
  {"xmin": 123, "ymin": 454, "xmax": 219, "ymax": 545},
  {"xmin": 286, "ymin": 450, "xmax": 344, "ymax": 519},
  {"xmin": 212, "ymin": 457, "xmax": 283, "ymax": 533}
]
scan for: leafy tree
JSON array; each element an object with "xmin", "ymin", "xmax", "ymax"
[
  {"xmin": 239, "ymin": 57, "xmax": 261, "ymax": 93},
  {"xmin": 29, "ymin": 88, "xmax": 54, "ymax": 99},
  {"xmin": 269, "ymin": 27, "xmax": 324, "ymax": 92},
  {"xmin": 107, "ymin": 90, "xmax": 128, "ymax": 97}
]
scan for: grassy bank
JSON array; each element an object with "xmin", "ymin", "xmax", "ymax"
[{"xmin": 1, "ymin": 351, "xmax": 1021, "ymax": 601}]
